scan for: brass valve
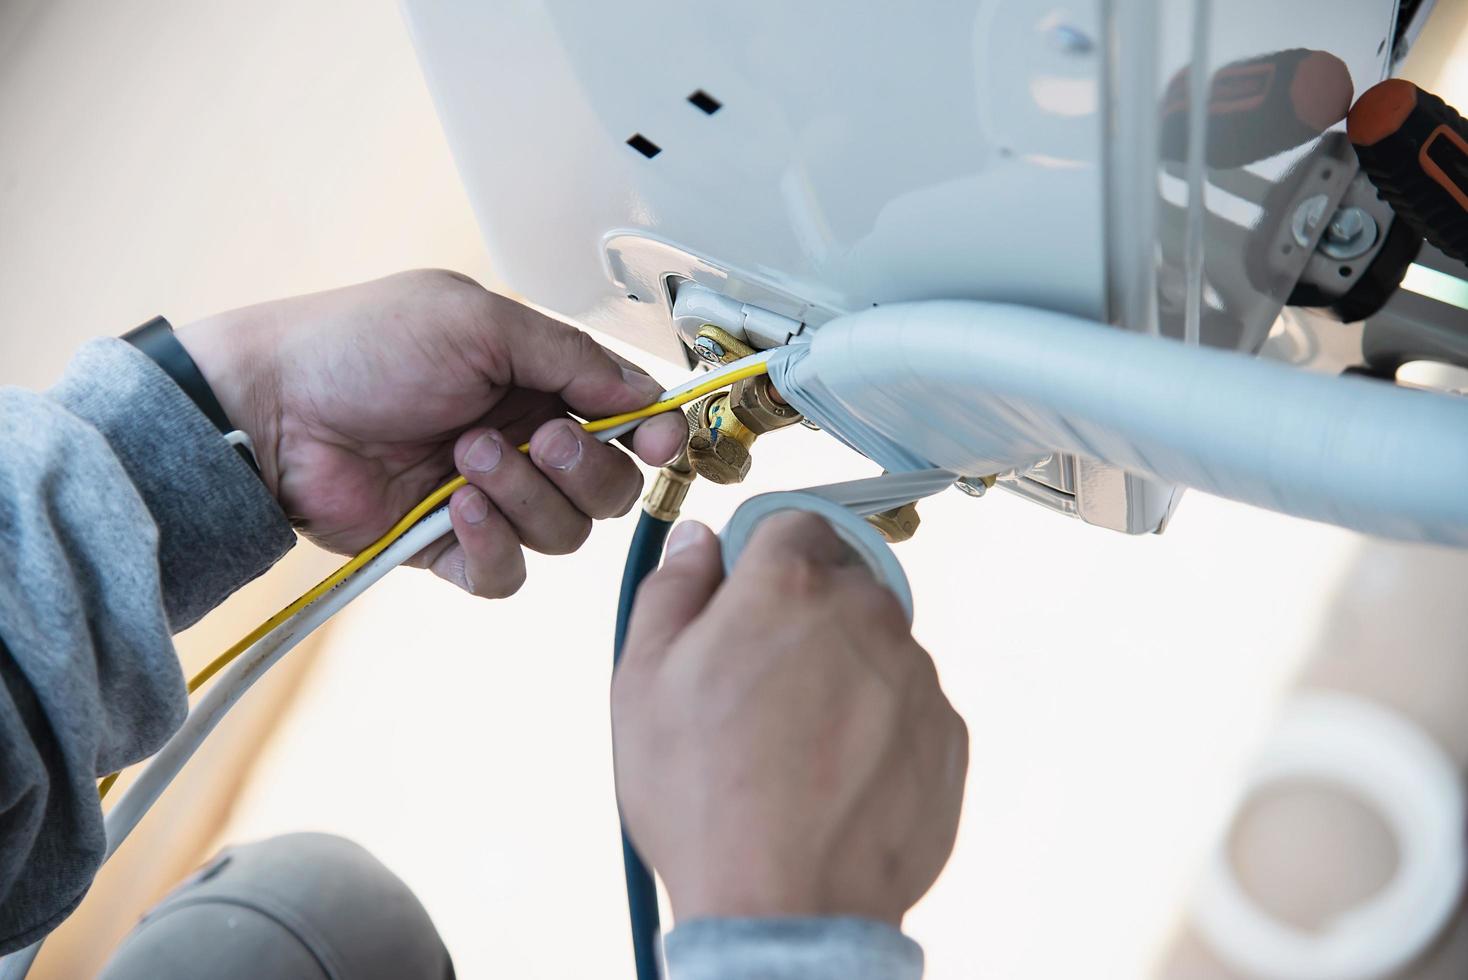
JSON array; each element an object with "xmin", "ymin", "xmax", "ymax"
[
  {"xmin": 686, "ymin": 375, "xmax": 804, "ymax": 485},
  {"xmin": 866, "ymin": 501, "xmax": 921, "ymax": 543},
  {"xmin": 693, "ymin": 324, "xmax": 755, "ymax": 365},
  {"xmin": 687, "ymin": 393, "xmax": 755, "ymax": 484},
  {"xmin": 728, "ymin": 375, "xmax": 801, "ymax": 434},
  {"xmin": 684, "ymin": 321, "xmax": 804, "ymax": 484}
]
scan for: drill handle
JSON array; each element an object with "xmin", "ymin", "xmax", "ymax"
[{"xmin": 1350, "ymin": 79, "xmax": 1468, "ymax": 266}]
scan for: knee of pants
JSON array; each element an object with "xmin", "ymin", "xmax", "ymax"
[{"xmin": 98, "ymin": 832, "xmax": 454, "ymax": 980}]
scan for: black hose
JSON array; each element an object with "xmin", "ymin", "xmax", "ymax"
[{"xmin": 614, "ymin": 510, "xmax": 673, "ymax": 980}]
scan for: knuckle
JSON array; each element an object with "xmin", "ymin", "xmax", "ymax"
[
  {"xmin": 405, "ymin": 267, "xmax": 486, "ymax": 297},
  {"xmin": 415, "ymin": 268, "xmax": 499, "ymax": 331},
  {"xmin": 609, "ymin": 488, "xmax": 640, "ymax": 519},
  {"xmin": 763, "ymin": 553, "xmax": 831, "ymax": 599},
  {"xmin": 604, "ymin": 467, "xmax": 644, "ymax": 519},
  {"xmin": 570, "ymin": 328, "xmax": 608, "ymax": 366},
  {"xmin": 475, "ymin": 563, "xmax": 526, "ymax": 600},
  {"xmin": 950, "ymin": 707, "xmax": 970, "ymax": 748},
  {"xmin": 550, "ymin": 326, "xmax": 613, "ymax": 377},
  {"xmin": 541, "ymin": 517, "xmax": 592, "ymax": 555},
  {"xmin": 434, "ymin": 552, "xmax": 473, "ymax": 594},
  {"xmin": 573, "ymin": 446, "xmax": 643, "ymax": 519},
  {"xmin": 751, "ymin": 511, "xmax": 833, "ymax": 552}
]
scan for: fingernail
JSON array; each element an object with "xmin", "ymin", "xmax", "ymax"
[
  {"xmin": 460, "ymin": 487, "xmax": 490, "ymax": 525},
  {"xmin": 666, "ymin": 521, "xmax": 708, "ymax": 556},
  {"xmin": 539, "ymin": 423, "xmax": 582, "ymax": 470},
  {"xmin": 464, "ymin": 431, "xmax": 502, "ymax": 473},
  {"xmin": 621, "ymin": 365, "xmax": 664, "ymax": 399}
]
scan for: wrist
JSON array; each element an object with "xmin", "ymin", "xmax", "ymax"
[{"xmin": 176, "ymin": 311, "xmax": 284, "ymax": 497}]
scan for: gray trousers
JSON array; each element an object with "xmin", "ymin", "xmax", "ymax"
[{"xmin": 98, "ymin": 834, "xmax": 454, "ymax": 980}]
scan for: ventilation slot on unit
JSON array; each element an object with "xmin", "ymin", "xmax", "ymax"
[
  {"xmin": 687, "ymin": 90, "xmax": 722, "ymax": 115},
  {"xmin": 626, "ymin": 133, "xmax": 661, "ymax": 158}
]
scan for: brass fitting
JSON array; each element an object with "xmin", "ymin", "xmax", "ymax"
[
  {"xmin": 643, "ymin": 449, "xmax": 695, "ymax": 522},
  {"xmin": 685, "ymin": 330, "xmax": 802, "ymax": 483},
  {"xmin": 687, "ymin": 393, "xmax": 755, "ymax": 484},
  {"xmin": 866, "ymin": 501, "xmax": 921, "ymax": 543},
  {"xmin": 693, "ymin": 324, "xmax": 756, "ymax": 365},
  {"xmin": 729, "ymin": 375, "xmax": 802, "ymax": 434}
]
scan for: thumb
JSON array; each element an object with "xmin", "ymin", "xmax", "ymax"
[{"xmin": 622, "ymin": 521, "xmax": 724, "ymax": 661}]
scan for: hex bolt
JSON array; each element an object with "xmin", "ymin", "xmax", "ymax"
[
  {"xmin": 1318, "ymin": 206, "xmax": 1378, "ymax": 260},
  {"xmin": 867, "ymin": 501, "xmax": 921, "ymax": 543},
  {"xmin": 693, "ymin": 336, "xmax": 725, "ymax": 363},
  {"xmin": 729, "ymin": 376, "xmax": 802, "ymax": 434},
  {"xmin": 686, "ymin": 394, "xmax": 755, "ymax": 484},
  {"xmin": 955, "ymin": 475, "xmax": 995, "ymax": 498},
  {"xmin": 1327, "ymin": 207, "xmax": 1365, "ymax": 243}
]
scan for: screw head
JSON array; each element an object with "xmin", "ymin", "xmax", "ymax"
[
  {"xmin": 1291, "ymin": 194, "xmax": 1330, "ymax": 248},
  {"xmin": 1327, "ymin": 207, "xmax": 1364, "ymax": 242},
  {"xmin": 1318, "ymin": 206, "xmax": 1377, "ymax": 260},
  {"xmin": 955, "ymin": 478, "xmax": 988, "ymax": 498},
  {"xmin": 693, "ymin": 336, "xmax": 725, "ymax": 363}
]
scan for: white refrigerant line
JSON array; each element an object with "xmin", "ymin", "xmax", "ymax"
[{"xmin": 0, "ymin": 505, "xmax": 456, "ymax": 980}]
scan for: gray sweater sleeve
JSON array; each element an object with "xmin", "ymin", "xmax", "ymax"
[
  {"xmin": 665, "ymin": 918, "xmax": 924, "ymax": 979},
  {"xmin": 0, "ymin": 338, "xmax": 295, "ymax": 953}
]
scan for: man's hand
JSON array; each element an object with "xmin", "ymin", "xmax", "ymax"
[
  {"xmin": 612, "ymin": 514, "xmax": 969, "ymax": 927},
  {"xmin": 177, "ymin": 270, "xmax": 686, "ymax": 598}
]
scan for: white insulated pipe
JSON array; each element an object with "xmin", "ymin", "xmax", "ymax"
[{"xmin": 769, "ymin": 301, "xmax": 1468, "ymax": 546}]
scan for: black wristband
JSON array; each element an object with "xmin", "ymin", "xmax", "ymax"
[{"xmin": 122, "ymin": 316, "xmax": 260, "ymax": 474}]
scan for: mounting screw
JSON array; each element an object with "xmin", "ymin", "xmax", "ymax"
[
  {"xmin": 693, "ymin": 335, "xmax": 726, "ymax": 363},
  {"xmin": 1291, "ymin": 194, "xmax": 1330, "ymax": 248},
  {"xmin": 955, "ymin": 477, "xmax": 990, "ymax": 498},
  {"xmin": 1319, "ymin": 206, "xmax": 1378, "ymax": 260},
  {"xmin": 1328, "ymin": 208, "xmax": 1364, "ymax": 241}
]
